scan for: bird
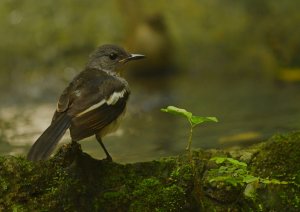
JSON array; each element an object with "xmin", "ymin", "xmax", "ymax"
[{"xmin": 27, "ymin": 44, "xmax": 145, "ymax": 161}]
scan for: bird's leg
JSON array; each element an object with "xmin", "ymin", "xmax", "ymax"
[
  {"xmin": 95, "ymin": 134, "xmax": 112, "ymax": 161},
  {"xmin": 71, "ymin": 140, "xmax": 79, "ymax": 149},
  {"xmin": 70, "ymin": 140, "xmax": 81, "ymax": 152}
]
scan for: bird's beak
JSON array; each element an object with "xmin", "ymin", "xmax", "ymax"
[
  {"xmin": 128, "ymin": 54, "xmax": 146, "ymax": 61},
  {"xmin": 119, "ymin": 54, "xmax": 146, "ymax": 63}
]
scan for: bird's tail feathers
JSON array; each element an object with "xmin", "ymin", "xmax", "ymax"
[{"xmin": 27, "ymin": 113, "xmax": 71, "ymax": 161}]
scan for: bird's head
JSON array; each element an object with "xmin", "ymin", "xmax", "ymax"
[{"xmin": 87, "ymin": 44, "xmax": 145, "ymax": 73}]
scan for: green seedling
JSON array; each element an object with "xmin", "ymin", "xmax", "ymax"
[
  {"xmin": 161, "ymin": 106, "xmax": 218, "ymax": 151},
  {"xmin": 208, "ymin": 156, "xmax": 288, "ymax": 198}
]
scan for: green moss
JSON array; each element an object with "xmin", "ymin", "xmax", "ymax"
[
  {"xmin": 1, "ymin": 132, "xmax": 300, "ymax": 210},
  {"xmin": 130, "ymin": 177, "xmax": 186, "ymax": 211},
  {"xmin": 248, "ymin": 132, "xmax": 300, "ymax": 210},
  {"xmin": 251, "ymin": 132, "xmax": 300, "ymax": 181}
]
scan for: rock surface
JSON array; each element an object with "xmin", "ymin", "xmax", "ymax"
[{"xmin": 0, "ymin": 132, "xmax": 300, "ymax": 211}]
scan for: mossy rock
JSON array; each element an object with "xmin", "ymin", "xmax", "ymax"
[{"xmin": 1, "ymin": 132, "xmax": 300, "ymax": 211}]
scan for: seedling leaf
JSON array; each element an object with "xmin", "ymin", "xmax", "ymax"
[
  {"xmin": 190, "ymin": 116, "xmax": 218, "ymax": 127},
  {"xmin": 210, "ymin": 157, "xmax": 226, "ymax": 164},
  {"xmin": 260, "ymin": 178, "xmax": 288, "ymax": 184},
  {"xmin": 210, "ymin": 157, "xmax": 247, "ymax": 167},
  {"xmin": 226, "ymin": 158, "xmax": 247, "ymax": 167},
  {"xmin": 161, "ymin": 106, "xmax": 218, "ymax": 127},
  {"xmin": 243, "ymin": 175, "xmax": 259, "ymax": 183},
  {"xmin": 161, "ymin": 105, "xmax": 219, "ymax": 151},
  {"xmin": 161, "ymin": 106, "xmax": 192, "ymax": 119}
]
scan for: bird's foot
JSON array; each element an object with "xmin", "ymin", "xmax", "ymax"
[{"xmin": 103, "ymin": 155, "xmax": 113, "ymax": 162}]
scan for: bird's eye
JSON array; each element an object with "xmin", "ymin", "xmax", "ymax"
[{"xmin": 109, "ymin": 53, "xmax": 118, "ymax": 60}]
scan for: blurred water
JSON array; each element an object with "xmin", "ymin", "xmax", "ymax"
[
  {"xmin": 1, "ymin": 0, "xmax": 300, "ymax": 164},
  {"xmin": 1, "ymin": 73, "xmax": 300, "ymax": 163}
]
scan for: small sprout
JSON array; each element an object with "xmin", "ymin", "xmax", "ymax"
[
  {"xmin": 161, "ymin": 106, "xmax": 218, "ymax": 151},
  {"xmin": 242, "ymin": 175, "xmax": 259, "ymax": 184},
  {"xmin": 208, "ymin": 157, "xmax": 289, "ymax": 189},
  {"xmin": 211, "ymin": 157, "xmax": 247, "ymax": 167}
]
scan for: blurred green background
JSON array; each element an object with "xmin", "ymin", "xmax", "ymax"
[{"xmin": 1, "ymin": 0, "xmax": 300, "ymax": 162}]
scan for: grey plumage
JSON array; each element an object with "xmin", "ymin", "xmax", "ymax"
[{"xmin": 27, "ymin": 45, "xmax": 144, "ymax": 161}]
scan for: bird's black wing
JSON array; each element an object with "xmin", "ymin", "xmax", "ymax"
[
  {"xmin": 64, "ymin": 69, "xmax": 130, "ymax": 141},
  {"xmin": 52, "ymin": 74, "xmax": 85, "ymax": 122},
  {"xmin": 69, "ymin": 92, "xmax": 129, "ymax": 141}
]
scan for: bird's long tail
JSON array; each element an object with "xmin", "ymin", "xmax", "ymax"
[{"xmin": 27, "ymin": 113, "xmax": 72, "ymax": 161}]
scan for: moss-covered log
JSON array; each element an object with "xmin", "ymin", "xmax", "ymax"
[{"xmin": 1, "ymin": 132, "xmax": 300, "ymax": 211}]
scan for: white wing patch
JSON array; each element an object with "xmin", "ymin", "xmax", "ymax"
[
  {"xmin": 76, "ymin": 89, "xmax": 127, "ymax": 117},
  {"xmin": 106, "ymin": 89, "xmax": 126, "ymax": 105}
]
